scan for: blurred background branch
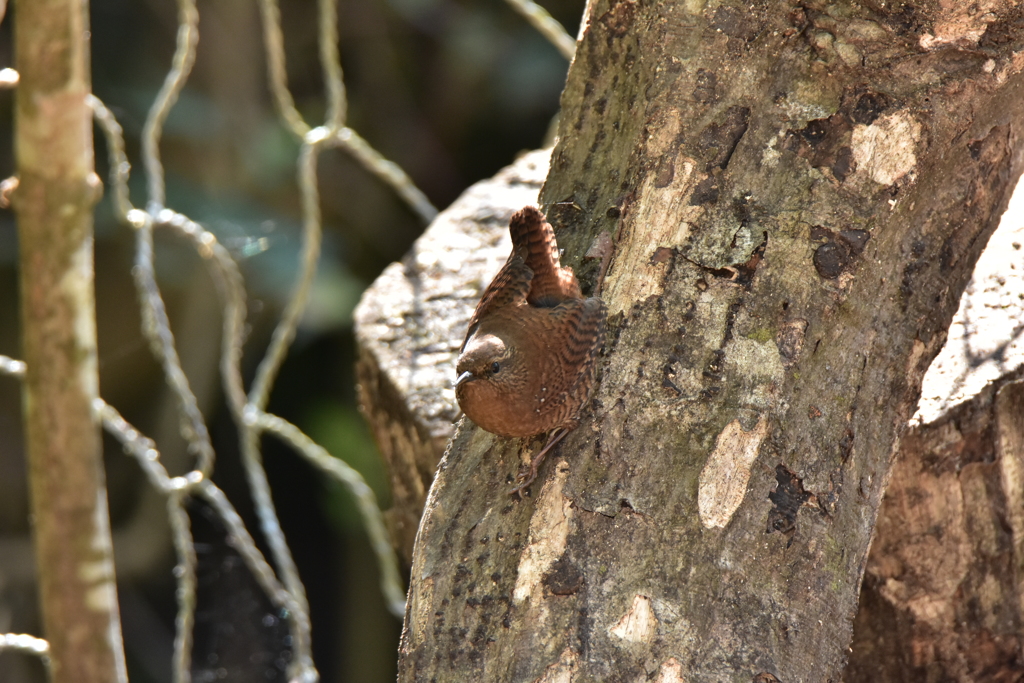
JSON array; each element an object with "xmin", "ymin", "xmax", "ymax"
[{"xmin": 12, "ymin": 0, "xmax": 127, "ymax": 680}]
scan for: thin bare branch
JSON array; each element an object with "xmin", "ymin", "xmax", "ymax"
[{"xmin": 504, "ymin": 0, "xmax": 576, "ymax": 60}]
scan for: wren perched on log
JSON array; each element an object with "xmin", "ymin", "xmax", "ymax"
[{"xmin": 455, "ymin": 206, "xmax": 606, "ymax": 495}]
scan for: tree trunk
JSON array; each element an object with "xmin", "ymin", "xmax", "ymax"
[
  {"xmin": 846, "ymin": 372, "xmax": 1024, "ymax": 683},
  {"xmin": 845, "ymin": 207, "xmax": 1024, "ymax": 683},
  {"xmin": 393, "ymin": 1, "xmax": 1024, "ymax": 680}
]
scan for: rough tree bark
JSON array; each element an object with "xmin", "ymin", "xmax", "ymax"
[
  {"xmin": 847, "ymin": 371, "xmax": 1024, "ymax": 682},
  {"xmin": 360, "ymin": 159, "xmax": 1024, "ymax": 681},
  {"xmin": 844, "ymin": 211, "xmax": 1024, "ymax": 682},
  {"xmin": 369, "ymin": 1, "xmax": 1024, "ymax": 680}
]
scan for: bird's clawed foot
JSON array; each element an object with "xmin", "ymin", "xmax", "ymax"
[{"xmin": 510, "ymin": 428, "xmax": 570, "ymax": 497}]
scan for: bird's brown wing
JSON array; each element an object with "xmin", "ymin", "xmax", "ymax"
[
  {"xmin": 547, "ymin": 296, "xmax": 607, "ymax": 406},
  {"xmin": 462, "ymin": 254, "xmax": 533, "ymax": 351},
  {"xmin": 509, "ymin": 206, "xmax": 582, "ymax": 306}
]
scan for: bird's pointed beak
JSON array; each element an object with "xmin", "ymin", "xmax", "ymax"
[{"xmin": 454, "ymin": 371, "xmax": 474, "ymax": 388}]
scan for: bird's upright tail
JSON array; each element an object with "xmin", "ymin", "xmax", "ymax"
[{"xmin": 509, "ymin": 206, "xmax": 582, "ymax": 306}]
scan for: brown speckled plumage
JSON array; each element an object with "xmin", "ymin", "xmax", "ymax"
[{"xmin": 455, "ymin": 206, "xmax": 606, "ymax": 492}]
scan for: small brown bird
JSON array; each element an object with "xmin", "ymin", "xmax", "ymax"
[{"xmin": 455, "ymin": 206, "xmax": 606, "ymax": 494}]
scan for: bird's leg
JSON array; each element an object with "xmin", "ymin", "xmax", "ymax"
[{"xmin": 510, "ymin": 428, "xmax": 570, "ymax": 497}]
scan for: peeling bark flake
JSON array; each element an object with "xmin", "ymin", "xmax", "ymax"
[
  {"xmin": 851, "ymin": 112, "xmax": 921, "ymax": 186},
  {"xmin": 698, "ymin": 417, "xmax": 770, "ymax": 529},
  {"xmin": 608, "ymin": 594, "xmax": 657, "ymax": 643},
  {"xmin": 603, "ymin": 116, "xmax": 704, "ymax": 314},
  {"xmin": 655, "ymin": 657, "xmax": 685, "ymax": 683},
  {"xmin": 537, "ymin": 647, "xmax": 580, "ymax": 683},
  {"xmin": 920, "ymin": 5, "xmax": 998, "ymax": 49},
  {"xmin": 513, "ymin": 463, "xmax": 573, "ymax": 604}
]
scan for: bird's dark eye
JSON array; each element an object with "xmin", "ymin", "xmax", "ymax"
[{"xmin": 490, "ymin": 361, "xmax": 501, "ymax": 374}]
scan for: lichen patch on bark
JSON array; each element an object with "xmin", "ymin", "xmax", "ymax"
[
  {"xmin": 851, "ymin": 112, "xmax": 921, "ymax": 186},
  {"xmin": 761, "ymin": 133, "xmax": 783, "ymax": 168},
  {"xmin": 608, "ymin": 594, "xmax": 657, "ymax": 643},
  {"xmin": 698, "ymin": 416, "xmax": 770, "ymax": 529},
  {"xmin": 513, "ymin": 462, "xmax": 574, "ymax": 604},
  {"xmin": 723, "ymin": 337, "xmax": 784, "ymax": 410}
]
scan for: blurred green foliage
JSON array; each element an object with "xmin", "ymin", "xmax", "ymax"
[{"xmin": 303, "ymin": 398, "xmax": 392, "ymax": 530}]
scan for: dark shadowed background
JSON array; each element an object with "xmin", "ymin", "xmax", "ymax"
[{"xmin": 0, "ymin": 0, "xmax": 582, "ymax": 680}]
